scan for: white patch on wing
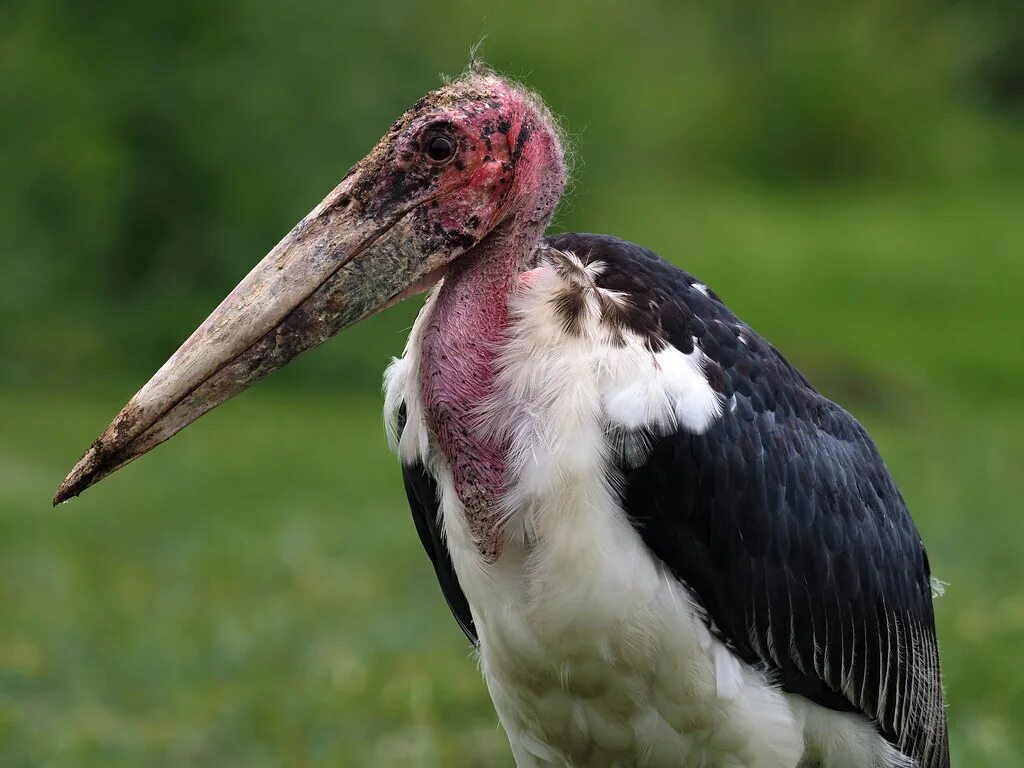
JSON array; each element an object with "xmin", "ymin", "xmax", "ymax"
[
  {"xmin": 692, "ymin": 282, "xmax": 711, "ymax": 297},
  {"xmin": 602, "ymin": 338, "xmax": 722, "ymax": 435}
]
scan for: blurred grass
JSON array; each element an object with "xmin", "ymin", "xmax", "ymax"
[{"xmin": 2, "ymin": 0, "xmax": 1024, "ymax": 764}]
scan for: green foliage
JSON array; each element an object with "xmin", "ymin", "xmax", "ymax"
[{"xmin": 1, "ymin": 0, "xmax": 1022, "ymax": 764}]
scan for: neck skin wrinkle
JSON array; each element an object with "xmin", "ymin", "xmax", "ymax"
[{"xmin": 419, "ymin": 220, "xmax": 541, "ymax": 561}]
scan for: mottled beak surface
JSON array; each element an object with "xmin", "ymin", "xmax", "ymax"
[{"xmin": 53, "ymin": 172, "xmax": 451, "ymax": 505}]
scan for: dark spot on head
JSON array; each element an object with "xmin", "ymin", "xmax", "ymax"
[
  {"xmin": 467, "ymin": 215, "xmax": 480, "ymax": 228},
  {"xmin": 511, "ymin": 120, "xmax": 532, "ymax": 166},
  {"xmin": 413, "ymin": 207, "xmax": 479, "ymax": 252},
  {"xmin": 497, "ymin": 119, "xmax": 511, "ymax": 134}
]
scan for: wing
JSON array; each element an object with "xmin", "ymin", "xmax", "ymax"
[
  {"xmin": 398, "ymin": 407, "xmax": 478, "ymax": 645},
  {"xmin": 546, "ymin": 233, "xmax": 949, "ymax": 767}
]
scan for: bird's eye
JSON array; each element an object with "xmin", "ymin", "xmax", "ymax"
[{"xmin": 424, "ymin": 134, "xmax": 457, "ymax": 165}]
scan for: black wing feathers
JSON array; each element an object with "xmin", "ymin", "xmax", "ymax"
[
  {"xmin": 397, "ymin": 407, "xmax": 478, "ymax": 645},
  {"xmin": 546, "ymin": 233, "xmax": 948, "ymax": 768},
  {"xmin": 396, "ymin": 233, "xmax": 947, "ymax": 766}
]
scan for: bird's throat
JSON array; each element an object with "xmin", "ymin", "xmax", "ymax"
[{"xmin": 419, "ymin": 223, "xmax": 539, "ymax": 561}]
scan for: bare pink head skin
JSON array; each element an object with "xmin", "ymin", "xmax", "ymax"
[{"xmin": 53, "ymin": 69, "xmax": 566, "ymax": 521}]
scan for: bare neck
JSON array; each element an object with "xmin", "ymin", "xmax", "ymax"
[{"xmin": 418, "ymin": 219, "xmax": 543, "ymax": 560}]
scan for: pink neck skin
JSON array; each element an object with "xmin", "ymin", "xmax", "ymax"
[{"xmin": 419, "ymin": 220, "xmax": 543, "ymax": 560}]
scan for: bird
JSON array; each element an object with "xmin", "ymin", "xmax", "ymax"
[{"xmin": 55, "ymin": 67, "xmax": 949, "ymax": 767}]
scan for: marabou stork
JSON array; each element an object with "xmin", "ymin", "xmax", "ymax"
[{"xmin": 55, "ymin": 69, "xmax": 949, "ymax": 768}]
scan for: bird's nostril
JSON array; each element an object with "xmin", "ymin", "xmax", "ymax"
[{"xmin": 337, "ymin": 195, "xmax": 352, "ymax": 209}]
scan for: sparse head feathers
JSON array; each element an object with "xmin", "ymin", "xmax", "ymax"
[
  {"xmin": 453, "ymin": 68, "xmax": 568, "ymax": 224},
  {"xmin": 407, "ymin": 65, "xmax": 569, "ymax": 226}
]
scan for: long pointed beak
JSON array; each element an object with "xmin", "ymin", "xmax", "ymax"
[{"xmin": 54, "ymin": 172, "xmax": 451, "ymax": 505}]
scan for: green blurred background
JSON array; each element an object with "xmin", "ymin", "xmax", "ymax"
[{"xmin": 2, "ymin": 0, "xmax": 1023, "ymax": 765}]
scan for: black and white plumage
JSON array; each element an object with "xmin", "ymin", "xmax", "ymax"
[
  {"xmin": 55, "ymin": 72, "xmax": 948, "ymax": 768},
  {"xmin": 390, "ymin": 234, "xmax": 948, "ymax": 767}
]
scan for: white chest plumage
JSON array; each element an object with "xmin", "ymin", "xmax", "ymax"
[{"xmin": 385, "ymin": 252, "xmax": 911, "ymax": 768}]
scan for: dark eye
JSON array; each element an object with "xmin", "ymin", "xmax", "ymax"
[{"xmin": 424, "ymin": 133, "xmax": 457, "ymax": 165}]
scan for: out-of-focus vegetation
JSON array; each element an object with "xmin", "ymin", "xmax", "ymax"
[{"xmin": 1, "ymin": 0, "xmax": 1022, "ymax": 765}]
